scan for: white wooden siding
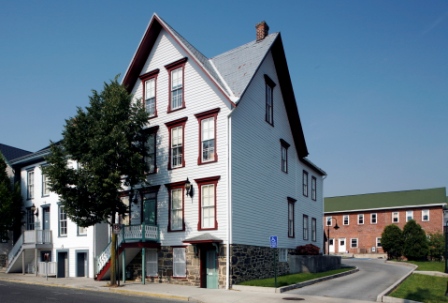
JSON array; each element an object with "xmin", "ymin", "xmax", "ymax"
[
  {"xmin": 129, "ymin": 28, "xmax": 232, "ymax": 246},
  {"xmin": 230, "ymin": 51, "xmax": 324, "ymax": 251}
]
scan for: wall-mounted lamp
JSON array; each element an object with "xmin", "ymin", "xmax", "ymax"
[{"xmin": 185, "ymin": 178, "xmax": 193, "ymax": 197}]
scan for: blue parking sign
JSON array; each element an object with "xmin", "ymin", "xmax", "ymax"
[{"xmin": 270, "ymin": 236, "xmax": 278, "ymax": 248}]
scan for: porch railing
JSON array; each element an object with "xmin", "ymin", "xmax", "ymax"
[
  {"xmin": 38, "ymin": 261, "xmax": 57, "ymax": 277},
  {"xmin": 95, "ymin": 224, "xmax": 158, "ymax": 275},
  {"xmin": 23, "ymin": 230, "xmax": 52, "ymax": 244},
  {"xmin": 7, "ymin": 234, "xmax": 23, "ymax": 265}
]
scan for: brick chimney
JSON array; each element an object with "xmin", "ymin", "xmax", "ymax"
[{"xmin": 256, "ymin": 21, "xmax": 269, "ymax": 42}]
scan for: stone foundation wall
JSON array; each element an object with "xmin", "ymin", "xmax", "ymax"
[{"xmin": 230, "ymin": 244, "xmax": 291, "ymax": 285}]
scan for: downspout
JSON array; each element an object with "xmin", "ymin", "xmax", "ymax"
[{"xmin": 226, "ymin": 103, "xmax": 238, "ymax": 290}]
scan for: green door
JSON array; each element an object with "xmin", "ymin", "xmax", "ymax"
[
  {"xmin": 206, "ymin": 250, "xmax": 218, "ymax": 289},
  {"xmin": 143, "ymin": 198, "xmax": 156, "ymax": 225}
]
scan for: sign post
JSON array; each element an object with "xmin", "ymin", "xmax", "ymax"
[{"xmin": 270, "ymin": 236, "xmax": 278, "ymax": 288}]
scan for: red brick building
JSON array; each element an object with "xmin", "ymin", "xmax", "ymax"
[{"xmin": 324, "ymin": 187, "xmax": 447, "ymax": 255}]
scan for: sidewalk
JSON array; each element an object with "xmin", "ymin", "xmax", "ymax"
[{"xmin": 0, "ymin": 270, "xmax": 372, "ymax": 303}]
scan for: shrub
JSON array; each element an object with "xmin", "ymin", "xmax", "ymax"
[
  {"xmin": 294, "ymin": 244, "xmax": 320, "ymax": 255},
  {"xmin": 403, "ymin": 220, "xmax": 428, "ymax": 261},
  {"xmin": 428, "ymin": 232, "xmax": 445, "ymax": 261},
  {"xmin": 382, "ymin": 224, "xmax": 404, "ymax": 260}
]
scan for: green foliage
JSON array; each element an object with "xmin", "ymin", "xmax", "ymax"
[
  {"xmin": 406, "ymin": 260, "xmax": 444, "ymax": 272},
  {"xmin": 43, "ymin": 76, "xmax": 150, "ymax": 227},
  {"xmin": 381, "ymin": 224, "xmax": 404, "ymax": 260},
  {"xmin": 427, "ymin": 233, "xmax": 445, "ymax": 261},
  {"xmin": 389, "ymin": 274, "xmax": 448, "ymax": 303},
  {"xmin": 402, "ymin": 220, "xmax": 429, "ymax": 261},
  {"xmin": 0, "ymin": 155, "xmax": 23, "ymax": 240}
]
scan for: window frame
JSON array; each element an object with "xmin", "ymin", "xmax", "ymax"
[
  {"xmin": 58, "ymin": 204, "xmax": 67, "ymax": 237},
  {"xmin": 351, "ymin": 238, "xmax": 358, "ymax": 248},
  {"xmin": 406, "ymin": 210, "xmax": 414, "ymax": 222},
  {"xmin": 146, "ymin": 248, "xmax": 158, "ymax": 277},
  {"xmin": 392, "ymin": 212, "xmax": 399, "ymax": 223},
  {"xmin": 302, "ymin": 170, "xmax": 309, "ymax": 197},
  {"xmin": 144, "ymin": 126, "xmax": 159, "ymax": 174},
  {"xmin": 139, "ymin": 69, "xmax": 160, "ymax": 118},
  {"xmin": 311, "ymin": 176, "xmax": 317, "ymax": 201},
  {"xmin": 343, "ymin": 215, "xmax": 349, "ymax": 225},
  {"xmin": 172, "ymin": 247, "xmax": 187, "ymax": 278},
  {"xmin": 77, "ymin": 225, "xmax": 87, "ymax": 236},
  {"xmin": 376, "ymin": 237, "xmax": 382, "ymax": 247},
  {"xmin": 358, "ymin": 214, "xmax": 364, "ymax": 225},
  {"xmin": 311, "ymin": 218, "xmax": 317, "ymax": 242},
  {"xmin": 195, "ymin": 176, "xmax": 220, "ymax": 230},
  {"xmin": 42, "ymin": 170, "xmax": 50, "ymax": 197},
  {"xmin": 165, "ymin": 58, "xmax": 188, "ymax": 113},
  {"xmin": 26, "ymin": 208, "xmax": 35, "ymax": 230},
  {"xmin": 165, "ymin": 117, "xmax": 188, "ymax": 170},
  {"xmin": 288, "ymin": 197, "xmax": 296, "ymax": 238},
  {"xmin": 195, "ymin": 108, "xmax": 220, "ymax": 165},
  {"xmin": 422, "ymin": 209, "xmax": 429, "ymax": 222},
  {"xmin": 165, "ymin": 181, "xmax": 186, "ymax": 232},
  {"xmin": 370, "ymin": 213, "xmax": 377, "ymax": 224},
  {"xmin": 303, "ymin": 214, "xmax": 309, "ymax": 240},
  {"xmin": 280, "ymin": 139, "xmax": 290, "ymax": 173},
  {"xmin": 27, "ymin": 169, "xmax": 34, "ymax": 200},
  {"xmin": 264, "ymin": 74, "xmax": 276, "ymax": 126},
  {"xmin": 326, "ymin": 216, "xmax": 332, "ymax": 227}
]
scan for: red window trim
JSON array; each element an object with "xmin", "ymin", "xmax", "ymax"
[
  {"xmin": 139, "ymin": 69, "xmax": 160, "ymax": 119},
  {"xmin": 165, "ymin": 57, "xmax": 188, "ymax": 113},
  {"xmin": 195, "ymin": 176, "xmax": 220, "ymax": 231},
  {"xmin": 194, "ymin": 108, "xmax": 220, "ymax": 165},
  {"xmin": 165, "ymin": 181, "xmax": 186, "ymax": 232},
  {"xmin": 165, "ymin": 117, "xmax": 188, "ymax": 170}
]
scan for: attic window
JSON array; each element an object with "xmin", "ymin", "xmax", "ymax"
[
  {"xmin": 165, "ymin": 57, "xmax": 188, "ymax": 112},
  {"xmin": 264, "ymin": 75, "xmax": 276, "ymax": 126}
]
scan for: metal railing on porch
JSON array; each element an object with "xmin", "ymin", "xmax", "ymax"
[{"xmin": 7, "ymin": 230, "xmax": 52, "ymax": 268}]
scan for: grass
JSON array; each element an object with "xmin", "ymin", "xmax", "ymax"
[
  {"xmin": 237, "ymin": 267, "xmax": 353, "ymax": 288},
  {"xmin": 406, "ymin": 260, "xmax": 444, "ymax": 272},
  {"xmin": 389, "ymin": 273, "xmax": 448, "ymax": 303}
]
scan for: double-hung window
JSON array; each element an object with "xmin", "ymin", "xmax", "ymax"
[
  {"xmin": 288, "ymin": 197, "xmax": 296, "ymax": 238},
  {"xmin": 351, "ymin": 238, "xmax": 358, "ymax": 248},
  {"xmin": 302, "ymin": 170, "xmax": 308, "ymax": 197},
  {"xmin": 165, "ymin": 58, "xmax": 187, "ymax": 112},
  {"xmin": 422, "ymin": 209, "xmax": 429, "ymax": 221},
  {"xmin": 26, "ymin": 208, "xmax": 35, "ymax": 230},
  {"xmin": 140, "ymin": 69, "xmax": 159, "ymax": 118},
  {"xmin": 59, "ymin": 205, "xmax": 67, "ymax": 237},
  {"xmin": 303, "ymin": 215, "xmax": 309, "ymax": 240},
  {"xmin": 358, "ymin": 214, "xmax": 364, "ymax": 225},
  {"xmin": 311, "ymin": 218, "xmax": 317, "ymax": 241},
  {"xmin": 406, "ymin": 210, "xmax": 413, "ymax": 222},
  {"xmin": 146, "ymin": 249, "xmax": 158, "ymax": 277},
  {"xmin": 166, "ymin": 181, "xmax": 185, "ymax": 232},
  {"xmin": 196, "ymin": 176, "xmax": 220, "ymax": 230},
  {"xmin": 264, "ymin": 75, "xmax": 276, "ymax": 125},
  {"xmin": 173, "ymin": 247, "xmax": 186, "ymax": 278},
  {"xmin": 42, "ymin": 172, "xmax": 50, "ymax": 196},
  {"xmin": 392, "ymin": 212, "xmax": 399, "ymax": 223},
  {"xmin": 145, "ymin": 126, "xmax": 159, "ymax": 174},
  {"xmin": 326, "ymin": 216, "xmax": 332, "ymax": 226},
  {"xmin": 165, "ymin": 117, "xmax": 188, "ymax": 170},
  {"xmin": 311, "ymin": 177, "xmax": 317, "ymax": 201},
  {"xmin": 195, "ymin": 108, "xmax": 219, "ymax": 164},
  {"xmin": 27, "ymin": 170, "xmax": 34, "ymax": 199},
  {"xmin": 371, "ymin": 213, "xmax": 377, "ymax": 224},
  {"xmin": 280, "ymin": 139, "xmax": 289, "ymax": 173},
  {"xmin": 343, "ymin": 215, "xmax": 349, "ymax": 225}
]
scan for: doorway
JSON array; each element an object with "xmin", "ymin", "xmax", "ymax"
[
  {"xmin": 57, "ymin": 251, "xmax": 68, "ymax": 278},
  {"xmin": 76, "ymin": 252, "xmax": 88, "ymax": 277},
  {"xmin": 329, "ymin": 238, "xmax": 335, "ymax": 253},
  {"xmin": 200, "ymin": 248, "xmax": 218, "ymax": 289},
  {"xmin": 339, "ymin": 238, "xmax": 346, "ymax": 253}
]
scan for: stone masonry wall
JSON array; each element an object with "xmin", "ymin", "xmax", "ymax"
[{"xmin": 230, "ymin": 244, "xmax": 290, "ymax": 285}]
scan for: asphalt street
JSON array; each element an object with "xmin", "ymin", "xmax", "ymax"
[{"xmin": 287, "ymin": 258, "xmax": 414, "ymax": 301}]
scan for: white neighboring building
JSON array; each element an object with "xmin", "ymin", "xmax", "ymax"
[
  {"xmin": 7, "ymin": 146, "xmax": 108, "ymax": 278},
  {"xmin": 96, "ymin": 14, "xmax": 326, "ymax": 289}
]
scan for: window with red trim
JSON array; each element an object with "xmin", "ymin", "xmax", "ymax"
[
  {"xmin": 195, "ymin": 176, "xmax": 220, "ymax": 230},
  {"xmin": 139, "ymin": 69, "xmax": 159, "ymax": 118},
  {"xmin": 195, "ymin": 108, "xmax": 220, "ymax": 165},
  {"xmin": 165, "ymin": 117, "xmax": 188, "ymax": 170},
  {"xmin": 165, "ymin": 58, "xmax": 188, "ymax": 112},
  {"xmin": 165, "ymin": 181, "xmax": 185, "ymax": 232}
]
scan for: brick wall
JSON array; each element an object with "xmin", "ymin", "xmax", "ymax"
[{"xmin": 325, "ymin": 206, "xmax": 444, "ymax": 254}]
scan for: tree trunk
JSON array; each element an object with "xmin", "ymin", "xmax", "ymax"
[{"xmin": 110, "ymin": 229, "xmax": 117, "ymax": 286}]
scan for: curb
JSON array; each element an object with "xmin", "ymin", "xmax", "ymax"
[{"xmin": 376, "ymin": 261, "xmax": 418, "ymax": 303}]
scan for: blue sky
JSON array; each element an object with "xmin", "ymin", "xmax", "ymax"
[{"xmin": 1, "ymin": 1, "xmax": 447, "ymax": 197}]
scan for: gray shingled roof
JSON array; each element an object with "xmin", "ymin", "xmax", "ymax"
[
  {"xmin": 0, "ymin": 143, "xmax": 31, "ymax": 163},
  {"xmin": 211, "ymin": 33, "xmax": 278, "ymax": 99}
]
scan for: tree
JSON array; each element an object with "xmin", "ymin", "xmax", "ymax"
[
  {"xmin": 402, "ymin": 219, "xmax": 428, "ymax": 261},
  {"xmin": 0, "ymin": 155, "xmax": 23, "ymax": 242},
  {"xmin": 427, "ymin": 232, "xmax": 444, "ymax": 261},
  {"xmin": 44, "ymin": 77, "xmax": 150, "ymax": 285},
  {"xmin": 381, "ymin": 224, "xmax": 403, "ymax": 260}
]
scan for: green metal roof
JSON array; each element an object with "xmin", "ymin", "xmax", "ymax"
[{"xmin": 325, "ymin": 187, "xmax": 447, "ymax": 213}]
